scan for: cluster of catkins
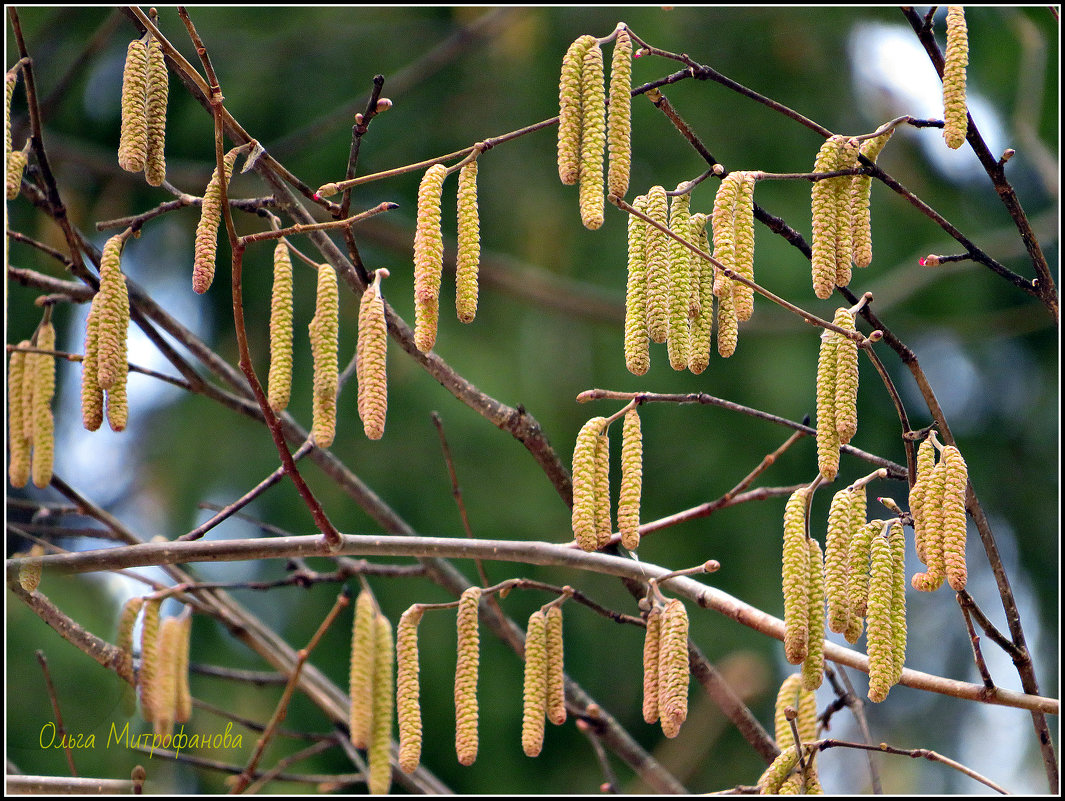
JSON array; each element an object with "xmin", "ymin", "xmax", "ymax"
[
  {"xmin": 908, "ymin": 433, "xmax": 968, "ymax": 592},
  {"xmin": 557, "ymin": 28, "xmax": 632, "ymax": 228},
  {"xmin": 82, "ymin": 234, "xmax": 131, "ymax": 434},
  {"xmin": 641, "ymin": 597, "xmax": 690, "ymax": 738},
  {"xmin": 570, "ymin": 405, "xmax": 643, "ymax": 552},
  {"xmin": 411, "ymin": 157, "xmax": 481, "ymax": 352},
  {"xmin": 756, "ymin": 673, "xmax": 822, "ymax": 794},
  {"xmin": 349, "ymin": 589, "xmax": 396, "ymax": 795},
  {"xmin": 116, "ymin": 596, "xmax": 193, "ymax": 739},
  {"xmin": 118, "ymin": 32, "xmax": 168, "ymax": 186},
  {"xmin": 8, "ymin": 312, "xmax": 56, "ymax": 489},
  {"xmin": 6, "ymin": 66, "xmax": 28, "ymax": 200}
]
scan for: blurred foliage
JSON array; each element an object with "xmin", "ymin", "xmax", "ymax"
[{"xmin": 6, "ymin": 6, "xmax": 1058, "ymax": 795}]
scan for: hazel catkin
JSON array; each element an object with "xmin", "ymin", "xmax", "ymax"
[
  {"xmin": 801, "ymin": 537, "xmax": 825, "ymax": 691},
  {"xmin": 29, "ymin": 319, "xmax": 56, "ymax": 489},
  {"xmin": 666, "ymin": 187, "xmax": 692, "ymax": 371},
  {"xmin": 642, "ymin": 605, "xmax": 662, "ymax": 724},
  {"xmin": 455, "ymin": 586, "xmax": 482, "ymax": 766},
  {"xmin": 521, "ymin": 610, "xmax": 549, "ymax": 757},
  {"xmin": 118, "ymin": 38, "xmax": 149, "ymax": 174},
  {"xmin": 732, "ymin": 172, "xmax": 756, "ymax": 322},
  {"xmin": 144, "ymin": 36, "xmax": 168, "ymax": 187},
  {"xmin": 593, "ymin": 428, "xmax": 612, "ymax": 549},
  {"xmin": 349, "ymin": 590, "xmax": 377, "ymax": 749},
  {"xmin": 810, "ymin": 136, "xmax": 844, "ymax": 300},
  {"xmin": 557, "ymin": 35, "xmax": 596, "ymax": 186},
  {"xmin": 8, "ymin": 344, "xmax": 31, "ymax": 488},
  {"xmin": 687, "ymin": 213, "xmax": 714, "ymax": 374},
  {"xmin": 357, "ymin": 269, "xmax": 389, "ymax": 440},
  {"xmin": 414, "ymin": 163, "xmax": 447, "ymax": 352},
  {"xmin": 781, "ymin": 488, "xmax": 810, "ymax": 665},
  {"xmin": 850, "ymin": 130, "xmax": 893, "ymax": 268},
  {"xmin": 578, "ymin": 44, "xmax": 606, "ymax": 230},
  {"xmin": 832, "ymin": 307, "xmax": 859, "ymax": 445},
  {"xmin": 571, "ymin": 416, "xmax": 607, "ymax": 552},
  {"xmin": 617, "ymin": 407, "xmax": 643, "ymax": 551},
  {"xmin": 545, "ymin": 605, "xmax": 566, "ymax": 726},
  {"xmin": 95, "ymin": 235, "xmax": 130, "ymax": 394},
  {"xmin": 138, "ymin": 597, "xmax": 162, "ymax": 724},
  {"xmin": 367, "ymin": 613, "xmax": 394, "ymax": 795},
  {"xmin": 267, "ymin": 241, "xmax": 294, "ymax": 413},
  {"xmin": 396, "ymin": 605, "xmax": 424, "ymax": 774},
  {"xmin": 6, "ymin": 146, "xmax": 26, "ymax": 200},
  {"xmin": 192, "ymin": 147, "xmax": 239, "ymax": 294},
  {"xmin": 815, "ymin": 327, "xmax": 841, "ymax": 481},
  {"xmin": 657, "ymin": 598, "xmax": 689, "ymax": 739},
  {"xmin": 824, "ymin": 488, "xmax": 856, "ymax": 634},
  {"xmin": 115, "ymin": 596, "xmax": 145, "ymax": 685},
  {"xmin": 757, "ymin": 745, "xmax": 799, "ymax": 794},
  {"xmin": 866, "ymin": 527, "xmax": 896, "ymax": 702},
  {"xmin": 456, "ymin": 160, "xmax": 480, "ymax": 324},
  {"xmin": 624, "ymin": 194, "xmax": 650, "ymax": 375},
  {"xmin": 942, "ymin": 7, "xmax": 970, "ymax": 150},
  {"xmin": 309, "ymin": 263, "xmax": 339, "ymax": 448},
  {"xmin": 644, "ymin": 185, "xmax": 670, "ymax": 344},
  {"xmin": 940, "ymin": 445, "xmax": 969, "ymax": 591},
  {"xmin": 606, "ymin": 29, "xmax": 632, "ymax": 199}
]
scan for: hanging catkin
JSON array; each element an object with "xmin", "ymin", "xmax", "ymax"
[
  {"xmin": 144, "ymin": 36, "xmax": 168, "ymax": 187},
  {"xmin": 687, "ymin": 213, "xmax": 714, "ymax": 374},
  {"xmin": 847, "ymin": 520, "xmax": 879, "ymax": 619},
  {"xmin": 174, "ymin": 613, "xmax": 193, "ymax": 724},
  {"xmin": 657, "ymin": 598, "xmax": 689, "ymax": 739},
  {"xmin": 29, "ymin": 318, "xmax": 56, "ymax": 489},
  {"xmin": 367, "ymin": 613, "xmax": 394, "ymax": 795},
  {"xmin": 781, "ymin": 488, "xmax": 810, "ymax": 665},
  {"xmin": 815, "ymin": 327, "xmax": 841, "ymax": 481},
  {"xmin": 617, "ymin": 407, "xmax": 643, "ymax": 551},
  {"xmin": 866, "ymin": 527, "xmax": 896, "ymax": 702},
  {"xmin": 578, "ymin": 44, "xmax": 606, "ymax": 230},
  {"xmin": 908, "ymin": 437, "xmax": 937, "ymax": 564},
  {"xmin": 833, "ymin": 308, "xmax": 859, "ymax": 444},
  {"xmin": 606, "ymin": 29, "xmax": 632, "ymax": 199},
  {"xmin": 192, "ymin": 147, "xmax": 239, "ymax": 294},
  {"xmin": 942, "ymin": 7, "xmax": 969, "ymax": 150},
  {"xmin": 644, "ymin": 185, "xmax": 670, "ymax": 344},
  {"xmin": 810, "ymin": 135, "xmax": 844, "ymax": 300},
  {"xmin": 593, "ymin": 428, "xmax": 612, "ymax": 549},
  {"xmin": 455, "ymin": 586, "xmax": 482, "ymax": 766},
  {"xmin": 557, "ymin": 35, "xmax": 596, "ymax": 185},
  {"xmin": 912, "ymin": 460, "xmax": 947, "ymax": 592},
  {"xmin": 455, "ymin": 160, "xmax": 480, "ymax": 323},
  {"xmin": 138, "ymin": 597, "xmax": 162, "ymax": 724},
  {"xmin": 309, "ymin": 263, "xmax": 339, "ymax": 448},
  {"xmin": 357, "ymin": 269, "xmax": 389, "ymax": 441},
  {"xmin": 349, "ymin": 589, "xmax": 377, "ymax": 749},
  {"xmin": 801, "ymin": 537, "xmax": 825, "ymax": 691},
  {"xmin": 642, "ymin": 605, "xmax": 662, "ymax": 724},
  {"xmin": 757, "ymin": 745, "xmax": 799, "ymax": 794},
  {"xmin": 571, "ymin": 416, "xmax": 607, "ymax": 552},
  {"xmin": 732, "ymin": 172, "xmax": 756, "ymax": 322},
  {"xmin": 8, "ymin": 344, "xmax": 31, "ymax": 487},
  {"xmin": 545, "ymin": 605, "xmax": 566, "ymax": 726},
  {"xmin": 940, "ymin": 445, "xmax": 969, "ymax": 591},
  {"xmin": 887, "ymin": 521, "xmax": 907, "ymax": 687},
  {"xmin": 414, "ymin": 163, "xmax": 447, "ymax": 352},
  {"xmin": 825, "ymin": 488, "xmax": 856, "ymax": 634},
  {"xmin": 521, "ymin": 610, "xmax": 549, "ymax": 757},
  {"xmin": 115, "ymin": 596, "xmax": 145, "ymax": 684},
  {"xmin": 849, "ymin": 130, "xmax": 893, "ymax": 268},
  {"xmin": 397, "ymin": 606, "xmax": 424, "ymax": 774},
  {"xmin": 712, "ymin": 173, "xmax": 743, "ymax": 357},
  {"xmin": 80, "ymin": 301, "xmax": 104, "ymax": 431},
  {"xmin": 624, "ymin": 194, "xmax": 650, "ymax": 375},
  {"xmin": 267, "ymin": 240, "xmax": 293, "ymax": 413},
  {"xmin": 666, "ymin": 187, "xmax": 692, "ymax": 371},
  {"xmin": 118, "ymin": 38, "xmax": 149, "ymax": 173},
  {"xmin": 832, "ymin": 138, "xmax": 859, "ymax": 289},
  {"xmin": 154, "ymin": 617, "xmax": 182, "ymax": 737}
]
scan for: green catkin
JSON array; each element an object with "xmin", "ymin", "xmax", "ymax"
[
  {"xmin": 772, "ymin": 674, "xmax": 820, "ymax": 793},
  {"xmin": 606, "ymin": 29, "xmax": 632, "ymax": 199},
  {"xmin": 309, "ymin": 263, "xmax": 339, "ymax": 448},
  {"xmin": 644, "ymin": 185, "xmax": 670, "ymax": 344},
  {"xmin": 6, "ymin": 148, "xmax": 26, "ymax": 200},
  {"xmin": 687, "ymin": 213, "xmax": 714, "ymax": 374},
  {"xmin": 666, "ymin": 187, "xmax": 692, "ymax": 370},
  {"xmin": 396, "ymin": 606, "xmax": 424, "ymax": 774},
  {"xmin": 349, "ymin": 590, "xmax": 377, "ymax": 749},
  {"xmin": 593, "ymin": 429, "xmax": 612, "ymax": 549},
  {"xmin": 455, "ymin": 587, "xmax": 482, "ymax": 766},
  {"xmin": 712, "ymin": 173, "xmax": 742, "ymax": 358},
  {"xmin": 81, "ymin": 303, "xmax": 104, "ymax": 431},
  {"xmin": 940, "ymin": 445, "xmax": 969, "ymax": 591},
  {"xmin": 557, "ymin": 35, "xmax": 596, "ymax": 185},
  {"xmin": 192, "ymin": 147, "xmax": 239, "ymax": 294},
  {"xmin": 413, "ymin": 163, "xmax": 447, "ymax": 352},
  {"xmin": 368, "ymin": 613, "xmax": 394, "ymax": 795},
  {"xmin": 642, "ymin": 605, "xmax": 662, "ymax": 724},
  {"xmin": 782, "ymin": 488, "xmax": 810, "ymax": 665},
  {"xmin": 850, "ymin": 130, "xmax": 893, "ymax": 268},
  {"xmin": 144, "ymin": 36, "xmax": 168, "ymax": 187},
  {"xmin": 866, "ymin": 529, "xmax": 895, "ymax": 702},
  {"xmin": 95, "ymin": 236, "xmax": 128, "ymax": 392},
  {"xmin": 758, "ymin": 746, "xmax": 799, "ymax": 794},
  {"xmin": 833, "ymin": 308, "xmax": 859, "ymax": 444},
  {"xmin": 618, "ymin": 407, "xmax": 643, "ymax": 551},
  {"xmin": 139, "ymin": 597, "xmax": 162, "ymax": 724},
  {"xmin": 801, "ymin": 537, "xmax": 826, "ymax": 691},
  {"xmin": 455, "ymin": 160, "xmax": 480, "ymax": 323},
  {"xmin": 912, "ymin": 461, "xmax": 947, "ymax": 592},
  {"xmin": 30, "ymin": 319, "xmax": 56, "ymax": 489},
  {"xmin": 105, "ymin": 373, "xmax": 129, "ymax": 433},
  {"xmin": 267, "ymin": 241, "xmax": 293, "ymax": 413},
  {"xmin": 571, "ymin": 416, "xmax": 606, "ymax": 551},
  {"xmin": 847, "ymin": 520, "xmax": 879, "ymax": 619},
  {"xmin": 942, "ymin": 7, "xmax": 970, "ymax": 150},
  {"xmin": 657, "ymin": 598, "xmax": 689, "ymax": 739},
  {"xmin": 810, "ymin": 135, "xmax": 844, "ymax": 299},
  {"xmin": 357, "ymin": 270, "xmax": 389, "ymax": 440},
  {"xmin": 732, "ymin": 172, "xmax": 756, "ymax": 322},
  {"xmin": 578, "ymin": 44, "xmax": 606, "ymax": 230},
  {"xmin": 624, "ymin": 195, "xmax": 650, "ymax": 375},
  {"xmin": 116, "ymin": 596, "xmax": 145, "ymax": 685},
  {"xmin": 888, "ymin": 521, "xmax": 907, "ymax": 686},
  {"xmin": 5, "ymin": 71, "xmax": 14, "ymax": 154},
  {"xmin": 909, "ymin": 437, "xmax": 937, "ymax": 564},
  {"xmin": 118, "ymin": 39, "xmax": 149, "ymax": 173},
  {"xmin": 815, "ymin": 328, "xmax": 841, "ymax": 481},
  {"xmin": 8, "ymin": 345, "xmax": 31, "ymax": 487},
  {"xmin": 832, "ymin": 138, "xmax": 859, "ymax": 288},
  {"xmin": 545, "ymin": 606, "xmax": 566, "ymax": 726},
  {"xmin": 825, "ymin": 488, "xmax": 856, "ymax": 634},
  {"xmin": 521, "ymin": 610, "xmax": 549, "ymax": 757},
  {"xmin": 773, "ymin": 674, "xmax": 803, "ymax": 745}
]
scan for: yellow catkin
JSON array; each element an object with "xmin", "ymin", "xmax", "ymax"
[
  {"xmin": 5, "ymin": 71, "xmax": 15, "ymax": 155},
  {"xmin": 455, "ymin": 586, "xmax": 482, "ymax": 766},
  {"xmin": 106, "ymin": 373, "xmax": 129, "ymax": 433},
  {"xmin": 642, "ymin": 605, "xmax": 662, "ymax": 724},
  {"xmin": 81, "ymin": 303, "xmax": 103, "ymax": 432},
  {"xmin": 571, "ymin": 416, "xmax": 606, "ymax": 552},
  {"xmin": 267, "ymin": 241, "xmax": 294, "ymax": 413},
  {"xmin": 657, "ymin": 598, "xmax": 689, "ymax": 739},
  {"xmin": 18, "ymin": 548, "xmax": 43, "ymax": 593},
  {"xmin": 833, "ymin": 308, "xmax": 859, "ymax": 444},
  {"xmin": 115, "ymin": 596, "xmax": 145, "ymax": 685},
  {"xmin": 6, "ymin": 148, "xmax": 26, "ymax": 200},
  {"xmin": 29, "ymin": 319, "xmax": 56, "ymax": 489},
  {"xmin": 8, "ymin": 344, "xmax": 31, "ymax": 487},
  {"xmin": 154, "ymin": 616, "xmax": 182, "ymax": 737},
  {"xmin": 96, "ymin": 235, "xmax": 130, "ymax": 393},
  {"xmin": 847, "ymin": 520, "xmax": 879, "ymax": 618},
  {"xmin": 866, "ymin": 528, "xmax": 895, "ymax": 702},
  {"xmin": 618, "ymin": 407, "xmax": 643, "ymax": 551},
  {"xmin": 687, "ymin": 213, "xmax": 714, "ymax": 373},
  {"xmin": 521, "ymin": 610, "xmax": 549, "ymax": 757},
  {"xmin": 757, "ymin": 745, "xmax": 799, "ymax": 794},
  {"xmin": 825, "ymin": 488, "xmax": 856, "ymax": 634},
  {"xmin": 781, "ymin": 488, "xmax": 810, "ymax": 665},
  {"xmin": 349, "ymin": 590, "xmax": 377, "ymax": 749},
  {"xmin": 309, "ymin": 263, "xmax": 339, "ymax": 448},
  {"xmin": 850, "ymin": 130, "xmax": 893, "ymax": 268},
  {"xmin": 909, "ymin": 437, "xmax": 937, "ymax": 564},
  {"xmin": 414, "ymin": 163, "xmax": 447, "ymax": 352},
  {"xmin": 607, "ymin": 29, "xmax": 632, "ymax": 199},
  {"xmin": 557, "ymin": 35, "xmax": 597, "ymax": 185},
  {"xmin": 357, "ymin": 270, "xmax": 389, "ymax": 441},
  {"xmin": 801, "ymin": 537, "xmax": 825, "ymax": 691},
  {"xmin": 455, "ymin": 160, "xmax": 480, "ymax": 323},
  {"xmin": 192, "ymin": 147, "xmax": 239, "ymax": 294},
  {"xmin": 773, "ymin": 673, "xmax": 816, "ymax": 747},
  {"xmin": 942, "ymin": 7, "xmax": 970, "ymax": 150},
  {"xmin": 888, "ymin": 521, "xmax": 907, "ymax": 687},
  {"xmin": 174, "ymin": 613, "xmax": 193, "ymax": 724},
  {"xmin": 578, "ymin": 44, "xmax": 606, "ymax": 230},
  {"xmin": 712, "ymin": 173, "xmax": 743, "ymax": 358},
  {"xmin": 666, "ymin": 187, "xmax": 692, "ymax": 371},
  {"xmin": 138, "ymin": 597, "xmax": 162, "ymax": 724},
  {"xmin": 624, "ymin": 194, "xmax": 650, "ymax": 375},
  {"xmin": 144, "ymin": 36, "xmax": 168, "ymax": 187},
  {"xmin": 732, "ymin": 172, "xmax": 756, "ymax": 322},
  {"xmin": 912, "ymin": 461, "xmax": 947, "ymax": 592},
  {"xmin": 118, "ymin": 39, "xmax": 149, "ymax": 173},
  {"xmin": 815, "ymin": 328, "xmax": 841, "ymax": 481},
  {"xmin": 810, "ymin": 135, "xmax": 844, "ymax": 299},
  {"xmin": 368, "ymin": 613, "xmax": 394, "ymax": 795},
  {"xmin": 545, "ymin": 605, "xmax": 566, "ymax": 726},
  {"xmin": 940, "ymin": 445, "xmax": 969, "ymax": 591},
  {"xmin": 644, "ymin": 185, "xmax": 670, "ymax": 344},
  {"xmin": 397, "ymin": 606, "xmax": 424, "ymax": 774},
  {"xmin": 593, "ymin": 429, "xmax": 612, "ymax": 549},
  {"xmin": 832, "ymin": 138, "xmax": 859, "ymax": 289}
]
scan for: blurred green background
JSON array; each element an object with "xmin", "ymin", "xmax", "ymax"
[{"xmin": 6, "ymin": 6, "xmax": 1058, "ymax": 795}]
